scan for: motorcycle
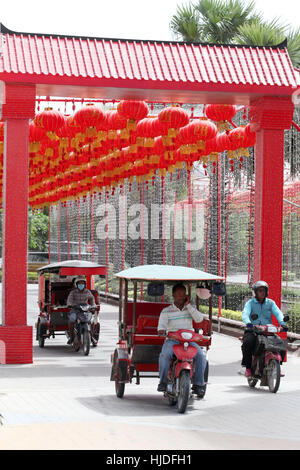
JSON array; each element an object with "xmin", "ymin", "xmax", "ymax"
[
  {"xmin": 164, "ymin": 329, "xmax": 208, "ymax": 413},
  {"xmin": 245, "ymin": 314, "xmax": 289, "ymax": 393},
  {"xmin": 67, "ymin": 304, "xmax": 96, "ymax": 356}
]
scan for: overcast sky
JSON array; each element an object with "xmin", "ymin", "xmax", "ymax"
[{"xmin": 0, "ymin": 0, "xmax": 299, "ymax": 40}]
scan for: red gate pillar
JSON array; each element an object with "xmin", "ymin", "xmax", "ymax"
[
  {"xmin": 0, "ymin": 83, "xmax": 36, "ymax": 364},
  {"xmin": 250, "ymin": 97, "xmax": 294, "ymax": 309}
]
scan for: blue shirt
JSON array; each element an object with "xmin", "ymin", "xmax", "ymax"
[{"xmin": 242, "ymin": 297, "xmax": 285, "ymax": 326}]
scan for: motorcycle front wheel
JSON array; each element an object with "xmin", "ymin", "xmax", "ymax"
[
  {"xmin": 177, "ymin": 370, "xmax": 190, "ymax": 414},
  {"xmin": 82, "ymin": 329, "xmax": 90, "ymax": 356},
  {"xmin": 267, "ymin": 359, "xmax": 281, "ymax": 393}
]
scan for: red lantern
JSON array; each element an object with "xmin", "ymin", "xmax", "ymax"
[
  {"xmin": 34, "ymin": 107, "xmax": 65, "ymax": 140},
  {"xmin": 107, "ymin": 110, "xmax": 127, "ymax": 130},
  {"xmin": 117, "ymin": 100, "xmax": 149, "ymax": 130},
  {"xmin": 73, "ymin": 103, "xmax": 105, "ymax": 139},
  {"xmin": 158, "ymin": 106, "xmax": 189, "ymax": 137},
  {"xmin": 205, "ymin": 104, "xmax": 237, "ymax": 131},
  {"xmin": 228, "ymin": 126, "xmax": 252, "ymax": 158},
  {"xmin": 186, "ymin": 119, "xmax": 218, "ymax": 150},
  {"xmin": 216, "ymin": 132, "xmax": 231, "ymax": 153},
  {"xmin": 244, "ymin": 124, "xmax": 256, "ymax": 147}
]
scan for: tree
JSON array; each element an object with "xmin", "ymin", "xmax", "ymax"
[
  {"xmin": 170, "ymin": 0, "xmax": 300, "ymax": 67},
  {"xmin": 28, "ymin": 209, "xmax": 49, "ymax": 252},
  {"xmin": 171, "ymin": 0, "xmax": 260, "ymax": 44}
]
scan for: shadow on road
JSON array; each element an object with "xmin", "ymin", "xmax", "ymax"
[{"xmin": 77, "ymin": 393, "xmax": 200, "ymax": 417}]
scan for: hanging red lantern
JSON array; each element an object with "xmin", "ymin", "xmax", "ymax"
[
  {"xmin": 158, "ymin": 106, "xmax": 190, "ymax": 137},
  {"xmin": 73, "ymin": 103, "xmax": 105, "ymax": 139},
  {"xmin": 244, "ymin": 124, "xmax": 256, "ymax": 147},
  {"xmin": 117, "ymin": 100, "xmax": 149, "ymax": 130},
  {"xmin": 184, "ymin": 119, "xmax": 218, "ymax": 150},
  {"xmin": 107, "ymin": 110, "xmax": 128, "ymax": 132},
  {"xmin": 216, "ymin": 132, "xmax": 231, "ymax": 153},
  {"xmin": 29, "ymin": 121, "xmax": 46, "ymax": 154},
  {"xmin": 228, "ymin": 126, "xmax": 250, "ymax": 157},
  {"xmin": 136, "ymin": 118, "xmax": 163, "ymax": 148},
  {"xmin": 34, "ymin": 107, "xmax": 65, "ymax": 141},
  {"xmin": 204, "ymin": 104, "xmax": 237, "ymax": 131}
]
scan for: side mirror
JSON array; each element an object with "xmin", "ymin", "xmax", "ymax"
[
  {"xmin": 250, "ymin": 313, "xmax": 259, "ymax": 321},
  {"xmin": 147, "ymin": 283, "xmax": 164, "ymax": 297},
  {"xmin": 212, "ymin": 281, "xmax": 226, "ymax": 296},
  {"xmin": 283, "ymin": 315, "xmax": 290, "ymax": 323}
]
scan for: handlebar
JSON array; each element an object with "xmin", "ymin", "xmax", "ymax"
[{"xmin": 246, "ymin": 324, "xmax": 288, "ymax": 334}]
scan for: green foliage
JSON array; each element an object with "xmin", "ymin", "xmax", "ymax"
[
  {"xmin": 234, "ymin": 18, "xmax": 287, "ymax": 46},
  {"xmin": 287, "ymin": 302, "xmax": 300, "ymax": 333},
  {"xmin": 282, "ymin": 271, "xmax": 296, "ymax": 282},
  {"xmin": 194, "ymin": 0, "xmax": 258, "ymax": 43},
  {"xmin": 170, "ymin": 0, "xmax": 300, "ymax": 67},
  {"xmin": 170, "ymin": 3, "xmax": 204, "ymax": 42},
  {"xmin": 28, "ymin": 209, "xmax": 49, "ymax": 252},
  {"xmin": 198, "ymin": 304, "xmax": 243, "ymax": 321}
]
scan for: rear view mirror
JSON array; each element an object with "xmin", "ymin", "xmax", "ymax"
[
  {"xmin": 212, "ymin": 281, "xmax": 226, "ymax": 296},
  {"xmin": 147, "ymin": 283, "xmax": 164, "ymax": 297},
  {"xmin": 283, "ymin": 315, "xmax": 290, "ymax": 323},
  {"xmin": 250, "ymin": 313, "xmax": 259, "ymax": 321}
]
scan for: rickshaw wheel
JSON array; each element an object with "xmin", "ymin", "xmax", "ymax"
[
  {"xmin": 115, "ymin": 362, "xmax": 127, "ymax": 398},
  {"xmin": 37, "ymin": 321, "xmax": 45, "ymax": 348},
  {"xmin": 177, "ymin": 370, "xmax": 190, "ymax": 413}
]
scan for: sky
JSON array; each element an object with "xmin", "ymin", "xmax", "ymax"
[{"xmin": 0, "ymin": 0, "xmax": 299, "ymax": 41}]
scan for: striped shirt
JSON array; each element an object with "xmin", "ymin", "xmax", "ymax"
[
  {"xmin": 157, "ymin": 303, "xmax": 203, "ymax": 333},
  {"xmin": 67, "ymin": 288, "xmax": 95, "ymax": 307}
]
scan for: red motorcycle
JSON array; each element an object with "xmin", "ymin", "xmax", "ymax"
[
  {"xmin": 246, "ymin": 315, "xmax": 289, "ymax": 393},
  {"xmin": 164, "ymin": 329, "xmax": 209, "ymax": 413}
]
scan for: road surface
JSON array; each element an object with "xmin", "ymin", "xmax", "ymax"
[{"xmin": 0, "ymin": 285, "xmax": 300, "ymax": 450}]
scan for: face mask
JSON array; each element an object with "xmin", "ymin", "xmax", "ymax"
[{"xmin": 77, "ymin": 283, "xmax": 85, "ymax": 291}]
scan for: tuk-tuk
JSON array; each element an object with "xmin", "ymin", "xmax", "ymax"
[
  {"xmin": 110, "ymin": 264, "xmax": 224, "ymax": 406},
  {"xmin": 36, "ymin": 260, "xmax": 106, "ymax": 348}
]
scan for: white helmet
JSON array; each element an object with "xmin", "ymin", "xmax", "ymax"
[{"xmin": 75, "ymin": 276, "xmax": 86, "ymax": 287}]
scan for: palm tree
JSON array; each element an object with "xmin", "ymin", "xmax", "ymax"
[
  {"xmin": 170, "ymin": 4, "xmax": 204, "ymax": 42},
  {"xmin": 170, "ymin": 0, "xmax": 300, "ymax": 67},
  {"xmin": 170, "ymin": 0, "xmax": 260, "ymax": 44},
  {"xmin": 194, "ymin": 0, "xmax": 259, "ymax": 43}
]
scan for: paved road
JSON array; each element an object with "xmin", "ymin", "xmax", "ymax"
[{"xmin": 1, "ymin": 286, "xmax": 300, "ymax": 450}]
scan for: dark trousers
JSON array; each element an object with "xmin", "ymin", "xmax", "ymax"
[
  {"xmin": 242, "ymin": 330, "xmax": 286, "ymax": 368},
  {"xmin": 241, "ymin": 330, "xmax": 257, "ymax": 369}
]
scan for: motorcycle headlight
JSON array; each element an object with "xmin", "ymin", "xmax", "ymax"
[
  {"xmin": 181, "ymin": 332, "xmax": 193, "ymax": 340},
  {"xmin": 267, "ymin": 325, "xmax": 277, "ymax": 333}
]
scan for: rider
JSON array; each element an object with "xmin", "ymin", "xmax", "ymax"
[
  {"xmin": 241, "ymin": 280, "xmax": 287, "ymax": 378},
  {"xmin": 157, "ymin": 283, "xmax": 207, "ymax": 396},
  {"xmin": 66, "ymin": 275, "xmax": 96, "ymax": 344}
]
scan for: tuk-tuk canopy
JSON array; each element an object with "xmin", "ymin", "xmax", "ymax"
[
  {"xmin": 37, "ymin": 259, "xmax": 106, "ymax": 277},
  {"xmin": 115, "ymin": 264, "xmax": 224, "ymax": 283}
]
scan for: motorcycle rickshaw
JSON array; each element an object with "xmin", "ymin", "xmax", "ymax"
[
  {"xmin": 110, "ymin": 264, "xmax": 224, "ymax": 412},
  {"xmin": 36, "ymin": 260, "xmax": 106, "ymax": 350}
]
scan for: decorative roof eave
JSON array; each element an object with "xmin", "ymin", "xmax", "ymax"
[{"xmin": 0, "ymin": 23, "xmax": 299, "ymax": 101}]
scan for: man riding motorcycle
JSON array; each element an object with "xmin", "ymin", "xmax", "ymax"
[
  {"xmin": 241, "ymin": 280, "xmax": 287, "ymax": 378},
  {"xmin": 66, "ymin": 276, "xmax": 96, "ymax": 345},
  {"xmin": 157, "ymin": 283, "xmax": 207, "ymax": 396}
]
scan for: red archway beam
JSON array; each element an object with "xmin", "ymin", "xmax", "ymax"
[{"xmin": 292, "ymin": 120, "xmax": 300, "ymax": 132}]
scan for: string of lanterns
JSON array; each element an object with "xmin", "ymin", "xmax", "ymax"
[{"xmin": 0, "ymin": 101, "xmax": 257, "ymax": 209}]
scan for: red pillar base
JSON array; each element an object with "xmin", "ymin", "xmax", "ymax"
[{"xmin": 0, "ymin": 326, "xmax": 33, "ymax": 364}]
